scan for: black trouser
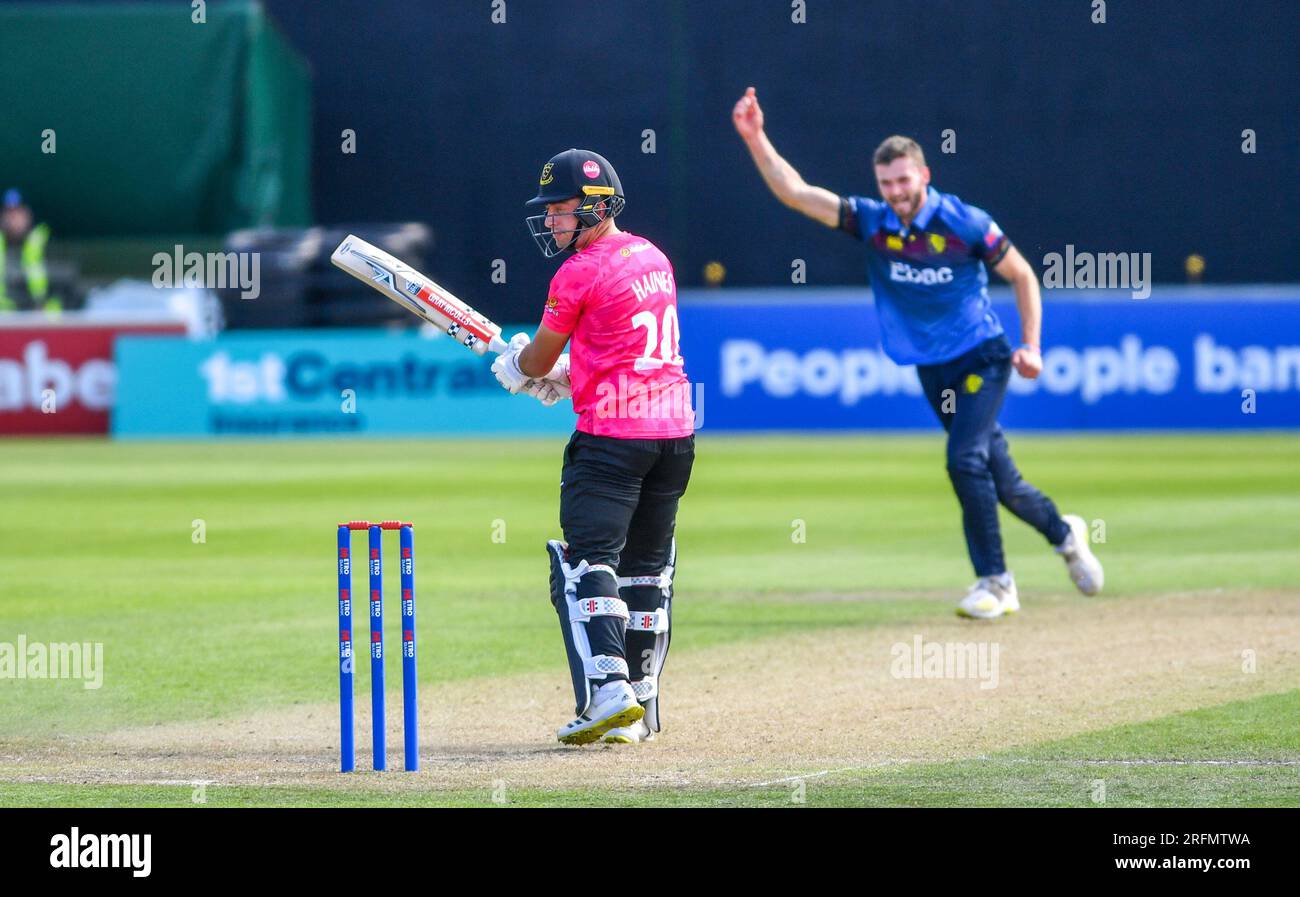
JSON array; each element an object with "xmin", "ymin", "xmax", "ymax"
[
  {"xmin": 559, "ymin": 431, "xmax": 694, "ymax": 682},
  {"xmin": 916, "ymin": 335, "xmax": 1070, "ymax": 577}
]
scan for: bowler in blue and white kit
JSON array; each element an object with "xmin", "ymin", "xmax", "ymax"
[{"xmin": 734, "ymin": 86, "xmax": 1103, "ymax": 619}]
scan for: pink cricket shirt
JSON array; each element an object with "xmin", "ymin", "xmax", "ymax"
[{"xmin": 540, "ymin": 231, "xmax": 693, "ymax": 439}]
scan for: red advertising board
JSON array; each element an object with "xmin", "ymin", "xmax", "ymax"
[{"xmin": 0, "ymin": 317, "xmax": 186, "ymax": 434}]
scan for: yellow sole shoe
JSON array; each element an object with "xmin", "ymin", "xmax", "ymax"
[{"xmin": 558, "ymin": 704, "xmax": 645, "ymax": 746}]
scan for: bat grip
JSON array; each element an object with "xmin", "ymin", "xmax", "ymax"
[{"xmin": 487, "ymin": 334, "xmax": 510, "ymax": 355}]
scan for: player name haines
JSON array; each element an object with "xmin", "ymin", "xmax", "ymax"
[{"xmin": 629, "ymin": 269, "xmax": 675, "ymax": 303}]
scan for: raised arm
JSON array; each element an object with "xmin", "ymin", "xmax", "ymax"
[{"xmin": 732, "ymin": 87, "xmax": 841, "ymax": 228}]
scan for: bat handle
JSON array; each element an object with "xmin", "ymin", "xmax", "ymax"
[{"xmin": 487, "ymin": 334, "xmax": 510, "ymax": 355}]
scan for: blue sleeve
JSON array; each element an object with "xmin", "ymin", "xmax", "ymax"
[
  {"xmin": 948, "ymin": 199, "xmax": 1011, "ymax": 266},
  {"xmin": 839, "ymin": 195, "xmax": 882, "ymax": 241}
]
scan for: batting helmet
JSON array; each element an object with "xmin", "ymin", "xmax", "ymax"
[{"xmin": 525, "ymin": 149, "xmax": 625, "ymax": 257}]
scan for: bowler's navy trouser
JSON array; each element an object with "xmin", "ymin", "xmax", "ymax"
[{"xmin": 916, "ymin": 335, "xmax": 1071, "ymax": 577}]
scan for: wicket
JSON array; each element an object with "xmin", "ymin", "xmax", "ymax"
[{"xmin": 337, "ymin": 520, "xmax": 418, "ymax": 772}]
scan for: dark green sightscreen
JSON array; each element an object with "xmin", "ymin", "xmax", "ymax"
[{"xmin": 0, "ymin": 1, "xmax": 311, "ymax": 237}]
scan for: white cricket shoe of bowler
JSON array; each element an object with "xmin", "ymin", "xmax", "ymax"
[
  {"xmin": 1056, "ymin": 514, "xmax": 1104, "ymax": 596},
  {"xmin": 557, "ymin": 680, "xmax": 644, "ymax": 745},
  {"xmin": 957, "ymin": 572, "xmax": 1019, "ymax": 620}
]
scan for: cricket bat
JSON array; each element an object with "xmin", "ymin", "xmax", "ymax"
[{"xmin": 330, "ymin": 234, "xmax": 509, "ymax": 355}]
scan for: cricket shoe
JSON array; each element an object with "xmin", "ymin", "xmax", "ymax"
[
  {"xmin": 1056, "ymin": 514, "xmax": 1103, "ymax": 596},
  {"xmin": 557, "ymin": 680, "xmax": 645, "ymax": 746},
  {"xmin": 956, "ymin": 572, "xmax": 1019, "ymax": 620},
  {"xmin": 601, "ymin": 719, "xmax": 654, "ymax": 744}
]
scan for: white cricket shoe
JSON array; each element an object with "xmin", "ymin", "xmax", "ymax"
[
  {"xmin": 1056, "ymin": 514, "xmax": 1103, "ymax": 596},
  {"xmin": 956, "ymin": 572, "xmax": 1020, "ymax": 620},
  {"xmin": 601, "ymin": 719, "xmax": 653, "ymax": 744},
  {"xmin": 557, "ymin": 680, "xmax": 644, "ymax": 745}
]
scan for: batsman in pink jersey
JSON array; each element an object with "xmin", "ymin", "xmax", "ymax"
[{"xmin": 491, "ymin": 149, "xmax": 694, "ymax": 746}]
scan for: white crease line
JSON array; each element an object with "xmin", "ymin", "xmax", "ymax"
[{"xmin": 750, "ymin": 762, "xmax": 905, "ymax": 787}]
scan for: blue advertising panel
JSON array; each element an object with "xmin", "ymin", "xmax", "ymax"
[
  {"xmin": 677, "ymin": 288, "xmax": 1300, "ymax": 431},
  {"xmin": 113, "ymin": 290, "xmax": 1300, "ymax": 438},
  {"xmin": 113, "ymin": 330, "xmax": 574, "ymax": 437}
]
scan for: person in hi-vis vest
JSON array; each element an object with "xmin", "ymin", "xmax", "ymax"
[{"xmin": 1, "ymin": 189, "xmax": 60, "ymax": 314}]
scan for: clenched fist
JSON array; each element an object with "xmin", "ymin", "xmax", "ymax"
[{"xmin": 1012, "ymin": 345, "xmax": 1043, "ymax": 379}]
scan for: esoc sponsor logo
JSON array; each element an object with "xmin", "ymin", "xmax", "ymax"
[
  {"xmin": 198, "ymin": 350, "xmax": 494, "ymax": 403},
  {"xmin": 890, "ymin": 262, "xmax": 953, "ymax": 285}
]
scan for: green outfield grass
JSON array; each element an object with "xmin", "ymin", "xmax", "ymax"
[{"xmin": 0, "ymin": 433, "xmax": 1297, "ymax": 806}]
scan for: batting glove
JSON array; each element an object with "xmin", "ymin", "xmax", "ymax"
[
  {"xmin": 491, "ymin": 332, "xmax": 533, "ymax": 394},
  {"xmin": 539, "ymin": 353, "xmax": 571, "ymax": 400},
  {"xmin": 524, "ymin": 379, "xmax": 566, "ymax": 407}
]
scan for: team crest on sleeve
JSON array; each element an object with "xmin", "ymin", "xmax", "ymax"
[
  {"xmin": 984, "ymin": 222, "xmax": 1003, "ymax": 248},
  {"xmin": 545, "ymin": 295, "xmax": 560, "ymax": 316}
]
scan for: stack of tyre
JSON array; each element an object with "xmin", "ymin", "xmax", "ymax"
[{"xmin": 217, "ymin": 223, "xmax": 433, "ymax": 329}]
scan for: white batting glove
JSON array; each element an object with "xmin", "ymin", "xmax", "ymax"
[
  {"xmin": 541, "ymin": 354, "xmax": 571, "ymax": 402},
  {"xmin": 520, "ymin": 354, "xmax": 571, "ymax": 406},
  {"xmin": 490, "ymin": 332, "xmax": 532, "ymax": 394},
  {"xmin": 524, "ymin": 379, "xmax": 565, "ymax": 407},
  {"xmin": 543, "ymin": 354, "xmax": 570, "ymax": 391},
  {"xmin": 521, "ymin": 355, "xmax": 571, "ymax": 406}
]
